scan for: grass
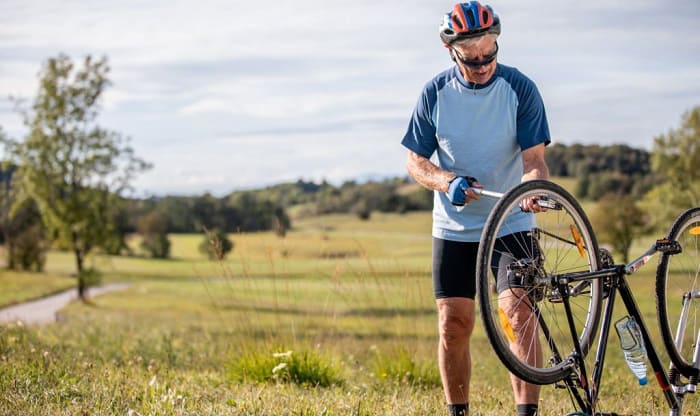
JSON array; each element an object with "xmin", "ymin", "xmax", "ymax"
[
  {"xmin": 228, "ymin": 346, "xmax": 343, "ymax": 387},
  {"xmin": 1, "ymin": 206, "xmax": 699, "ymax": 415},
  {"xmin": 0, "ymin": 270, "xmax": 76, "ymax": 307}
]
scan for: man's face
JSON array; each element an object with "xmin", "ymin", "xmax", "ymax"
[{"xmin": 452, "ymin": 36, "xmax": 498, "ymax": 85}]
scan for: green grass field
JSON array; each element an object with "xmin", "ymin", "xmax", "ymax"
[{"xmin": 1, "ymin": 206, "xmax": 698, "ymax": 415}]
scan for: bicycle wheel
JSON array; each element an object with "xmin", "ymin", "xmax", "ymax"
[
  {"xmin": 656, "ymin": 207, "xmax": 700, "ymax": 379},
  {"xmin": 477, "ymin": 180, "xmax": 603, "ymax": 385}
]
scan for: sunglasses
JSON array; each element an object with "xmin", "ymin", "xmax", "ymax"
[{"xmin": 452, "ymin": 42, "xmax": 499, "ymax": 69}]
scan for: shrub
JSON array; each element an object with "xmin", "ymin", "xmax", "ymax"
[
  {"xmin": 140, "ymin": 233, "xmax": 171, "ymax": 259},
  {"xmin": 199, "ymin": 228, "xmax": 233, "ymax": 260},
  {"xmin": 137, "ymin": 211, "xmax": 171, "ymax": 258},
  {"xmin": 9, "ymin": 224, "xmax": 47, "ymax": 272},
  {"xmin": 227, "ymin": 347, "xmax": 343, "ymax": 387}
]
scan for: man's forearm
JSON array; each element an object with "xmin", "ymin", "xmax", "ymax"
[
  {"xmin": 521, "ymin": 144, "xmax": 549, "ymax": 182},
  {"xmin": 521, "ymin": 161, "xmax": 549, "ymax": 182},
  {"xmin": 406, "ymin": 151, "xmax": 455, "ymax": 193}
]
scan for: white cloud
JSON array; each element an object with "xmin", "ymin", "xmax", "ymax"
[{"xmin": 1, "ymin": 0, "xmax": 699, "ymax": 195}]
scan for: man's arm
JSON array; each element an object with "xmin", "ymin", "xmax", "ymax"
[
  {"xmin": 520, "ymin": 143, "xmax": 550, "ymax": 212},
  {"xmin": 405, "ymin": 150, "xmax": 456, "ymax": 193},
  {"xmin": 521, "ymin": 143, "xmax": 549, "ymax": 182},
  {"xmin": 405, "ymin": 150, "xmax": 482, "ymax": 205}
]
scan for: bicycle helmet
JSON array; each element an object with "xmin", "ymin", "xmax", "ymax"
[{"xmin": 439, "ymin": 2, "xmax": 501, "ymax": 45}]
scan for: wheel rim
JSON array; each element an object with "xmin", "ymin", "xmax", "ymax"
[
  {"xmin": 479, "ymin": 184, "xmax": 601, "ymax": 383},
  {"xmin": 660, "ymin": 210, "xmax": 700, "ymax": 377}
]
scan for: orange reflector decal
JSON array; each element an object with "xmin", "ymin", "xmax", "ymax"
[
  {"xmin": 498, "ymin": 308, "xmax": 516, "ymax": 342},
  {"xmin": 570, "ymin": 225, "xmax": 586, "ymax": 258},
  {"xmin": 690, "ymin": 226, "xmax": 700, "ymax": 235}
]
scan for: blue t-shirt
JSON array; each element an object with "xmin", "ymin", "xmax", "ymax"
[{"xmin": 401, "ymin": 63, "xmax": 551, "ymax": 242}]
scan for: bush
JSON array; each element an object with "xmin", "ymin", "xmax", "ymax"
[
  {"xmin": 9, "ymin": 224, "xmax": 47, "ymax": 272},
  {"xmin": 3, "ymin": 197, "xmax": 48, "ymax": 271},
  {"xmin": 590, "ymin": 194, "xmax": 649, "ymax": 263},
  {"xmin": 227, "ymin": 347, "xmax": 343, "ymax": 387},
  {"xmin": 199, "ymin": 228, "xmax": 233, "ymax": 260},
  {"xmin": 137, "ymin": 211, "xmax": 171, "ymax": 259},
  {"xmin": 351, "ymin": 200, "xmax": 371, "ymax": 221}
]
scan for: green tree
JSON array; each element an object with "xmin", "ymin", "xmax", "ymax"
[
  {"xmin": 2, "ymin": 132, "xmax": 49, "ymax": 271},
  {"xmin": 199, "ymin": 228, "xmax": 233, "ymax": 260},
  {"xmin": 0, "ymin": 163, "xmax": 48, "ymax": 271},
  {"xmin": 137, "ymin": 210, "xmax": 171, "ymax": 259},
  {"xmin": 0, "ymin": 128, "xmax": 16, "ymax": 261},
  {"xmin": 643, "ymin": 106, "xmax": 700, "ymax": 230},
  {"xmin": 591, "ymin": 194, "xmax": 648, "ymax": 263},
  {"xmin": 12, "ymin": 54, "xmax": 151, "ymax": 299}
]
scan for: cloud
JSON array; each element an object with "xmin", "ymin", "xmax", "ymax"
[
  {"xmin": 131, "ymin": 125, "xmax": 406, "ymax": 196},
  {"xmin": 1, "ymin": 0, "xmax": 699, "ymax": 195}
]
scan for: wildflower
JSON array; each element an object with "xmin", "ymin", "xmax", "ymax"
[
  {"xmin": 272, "ymin": 362, "xmax": 288, "ymax": 374},
  {"xmin": 272, "ymin": 350, "xmax": 293, "ymax": 359}
]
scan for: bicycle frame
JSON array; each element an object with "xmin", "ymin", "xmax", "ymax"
[
  {"xmin": 561, "ymin": 241, "xmax": 682, "ymax": 414},
  {"xmin": 474, "ymin": 187, "xmax": 698, "ymax": 415}
]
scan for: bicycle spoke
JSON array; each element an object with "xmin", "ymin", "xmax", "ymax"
[
  {"xmin": 478, "ymin": 181, "xmax": 602, "ymax": 386},
  {"xmin": 656, "ymin": 208, "xmax": 700, "ymax": 378}
]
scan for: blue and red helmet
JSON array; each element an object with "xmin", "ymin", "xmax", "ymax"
[{"xmin": 439, "ymin": 2, "xmax": 501, "ymax": 45}]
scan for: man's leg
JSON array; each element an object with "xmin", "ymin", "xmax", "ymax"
[
  {"xmin": 494, "ymin": 232, "xmax": 542, "ymax": 415},
  {"xmin": 437, "ymin": 297, "xmax": 476, "ymax": 414},
  {"xmin": 499, "ymin": 290, "xmax": 541, "ymax": 414}
]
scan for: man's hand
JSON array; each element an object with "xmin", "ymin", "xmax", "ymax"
[
  {"xmin": 519, "ymin": 196, "xmax": 547, "ymax": 213},
  {"xmin": 447, "ymin": 176, "xmax": 483, "ymax": 206}
]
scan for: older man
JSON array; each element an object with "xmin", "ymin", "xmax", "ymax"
[{"xmin": 401, "ymin": 2, "xmax": 550, "ymax": 415}]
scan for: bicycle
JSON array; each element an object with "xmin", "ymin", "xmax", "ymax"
[{"xmin": 471, "ymin": 180, "xmax": 699, "ymax": 415}]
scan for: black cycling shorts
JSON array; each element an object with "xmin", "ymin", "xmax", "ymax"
[
  {"xmin": 432, "ymin": 231, "xmax": 533, "ymax": 299},
  {"xmin": 432, "ymin": 237, "xmax": 479, "ymax": 299}
]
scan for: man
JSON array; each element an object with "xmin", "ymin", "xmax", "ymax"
[{"xmin": 400, "ymin": 2, "xmax": 550, "ymax": 416}]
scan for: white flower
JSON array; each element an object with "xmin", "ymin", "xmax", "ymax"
[
  {"xmin": 272, "ymin": 363, "xmax": 288, "ymax": 374},
  {"xmin": 272, "ymin": 350, "xmax": 293, "ymax": 359}
]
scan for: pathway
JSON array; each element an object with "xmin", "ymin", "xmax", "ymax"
[{"xmin": 0, "ymin": 283, "xmax": 130, "ymax": 325}]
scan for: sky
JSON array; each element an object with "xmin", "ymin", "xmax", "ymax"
[{"xmin": 1, "ymin": 0, "xmax": 699, "ymax": 196}]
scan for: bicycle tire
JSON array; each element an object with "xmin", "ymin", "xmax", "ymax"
[
  {"xmin": 656, "ymin": 207, "xmax": 700, "ymax": 379},
  {"xmin": 477, "ymin": 180, "xmax": 603, "ymax": 385}
]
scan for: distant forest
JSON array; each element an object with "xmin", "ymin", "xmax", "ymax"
[{"xmin": 115, "ymin": 142, "xmax": 654, "ymax": 234}]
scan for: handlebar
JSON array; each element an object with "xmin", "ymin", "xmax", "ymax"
[
  {"xmin": 470, "ymin": 187, "xmax": 560, "ymax": 211},
  {"xmin": 472, "ymin": 188, "xmax": 504, "ymax": 199}
]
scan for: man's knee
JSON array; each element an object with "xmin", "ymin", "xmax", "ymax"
[
  {"xmin": 437, "ymin": 298, "xmax": 476, "ymax": 345},
  {"xmin": 506, "ymin": 305, "xmax": 535, "ymax": 333},
  {"xmin": 439, "ymin": 311, "xmax": 475, "ymax": 345}
]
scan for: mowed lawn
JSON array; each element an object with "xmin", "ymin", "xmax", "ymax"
[{"xmin": 1, "ymin": 209, "xmax": 698, "ymax": 415}]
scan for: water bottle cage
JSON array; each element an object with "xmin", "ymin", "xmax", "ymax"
[{"xmin": 614, "ymin": 317, "xmax": 643, "ymax": 350}]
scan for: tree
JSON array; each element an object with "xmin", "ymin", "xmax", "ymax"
[
  {"xmin": 12, "ymin": 54, "xmax": 151, "ymax": 299},
  {"xmin": 0, "ymin": 128, "xmax": 16, "ymax": 263},
  {"xmin": 137, "ymin": 211, "xmax": 171, "ymax": 259},
  {"xmin": 590, "ymin": 194, "xmax": 648, "ymax": 263},
  {"xmin": 643, "ymin": 106, "xmax": 700, "ymax": 230},
  {"xmin": 199, "ymin": 228, "xmax": 233, "ymax": 260}
]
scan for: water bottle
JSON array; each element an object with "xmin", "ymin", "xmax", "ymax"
[{"xmin": 614, "ymin": 316, "xmax": 648, "ymax": 385}]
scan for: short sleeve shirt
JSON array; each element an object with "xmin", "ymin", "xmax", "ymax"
[{"xmin": 401, "ymin": 63, "xmax": 551, "ymax": 242}]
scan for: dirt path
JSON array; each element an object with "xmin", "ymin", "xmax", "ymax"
[{"xmin": 0, "ymin": 283, "xmax": 130, "ymax": 325}]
